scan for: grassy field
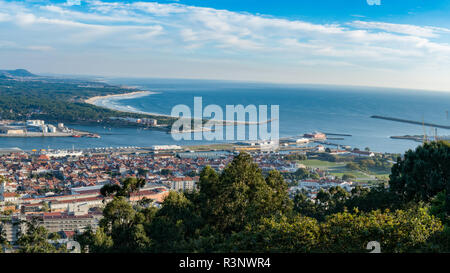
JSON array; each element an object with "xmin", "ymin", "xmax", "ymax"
[
  {"xmin": 374, "ymin": 174, "xmax": 391, "ymax": 180},
  {"xmin": 300, "ymin": 159, "xmax": 390, "ymax": 182},
  {"xmin": 301, "ymin": 159, "xmax": 346, "ymax": 168}
]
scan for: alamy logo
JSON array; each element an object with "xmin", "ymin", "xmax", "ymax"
[
  {"xmin": 66, "ymin": 240, "xmax": 81, "ymax": 253},
  {"xmin": 366, "ymin": 241, "xmax": 381, "ymax": 253},
  {"xmin": 367, "ymin": 0, "xmax": 381, "ymax": 5},
  {"xmin": 170, "ymin": 97, "xmax": 279, "ymax": 147}
]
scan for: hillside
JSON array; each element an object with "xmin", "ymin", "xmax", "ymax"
[
  {"xmin": 0, "ymin": 69, "xmax": 37, "ymax": 77},
  {"xmin": 0, "ymin": 70, "xmax": 175, "ymax": 125}
]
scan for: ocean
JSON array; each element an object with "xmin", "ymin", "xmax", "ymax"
[{"xmin": 1, "ymin": 78, "xmax": 449, "ymax": 153}]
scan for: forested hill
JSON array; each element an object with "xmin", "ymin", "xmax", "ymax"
[
  {"xmin": 0, "ymin": 70, "xmax": 174, "ymax": 125},
  {"xmin": 0, "ymin": 69, "xmax": 37, "ymax": 77}
]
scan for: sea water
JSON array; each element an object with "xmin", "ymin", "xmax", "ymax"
[{"xmin": 1, "ymin": 78, "xmax": 449, "ymax": 153}]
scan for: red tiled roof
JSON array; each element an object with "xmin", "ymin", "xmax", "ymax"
[{"xmin": 2, "ymin": 192, "xmax": 17, "ymax": 197}]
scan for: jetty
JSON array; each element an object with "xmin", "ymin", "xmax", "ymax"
[
  {"xmin": 371, "ymin": 115, "xmax": 450, "ymax": 130},
  {"xmin": 390, "ymin": 135, "xmax": 424, "ymax": 142},
  {"xmin": 323, "ymin": 132, "xmax": 352, "ymax": 137}
]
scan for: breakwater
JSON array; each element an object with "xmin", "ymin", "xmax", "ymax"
[
  {"xmin": 371, "ymin": 115, "xmax": 450, "ymax": 130},
  {"xmin": 323, "ymin": 132, "xmax": 352, "ymax": 137}
]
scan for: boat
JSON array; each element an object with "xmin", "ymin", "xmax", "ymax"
[{"xmin": 85, "ymin": 133, "xmax": 101, "ymax": 138}]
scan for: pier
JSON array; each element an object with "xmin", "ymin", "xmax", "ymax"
[
  {"xmin": 371, "ymin": 115, "xmax": 450, "ymax": 130},
  {"xmin": 323, "ymin": 132, "xmax": 352, "ymax": 137}
]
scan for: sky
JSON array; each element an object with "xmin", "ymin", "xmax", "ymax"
[{"xmin": 1, "ymin": 0, "xmax": 450, "ymax": 91}]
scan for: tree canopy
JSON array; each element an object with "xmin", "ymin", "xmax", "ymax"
[{"xmin": 73, "ymin": 147, "xmax": 449, "ymax": 253}]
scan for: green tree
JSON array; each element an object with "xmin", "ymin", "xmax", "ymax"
[
  {"xmin": 100, "ymin": 177, "xmax": 146, "ymax": 198},
  {"xmin": 429, "ymin": 190, "xmax": 449, "ymax": 225},
  {"xmin": 345, "ymin": 184, "xmax": 401, "ymax": 212},
  {"xmin": 41, "ymin": 202, "xmax": 50, "ymax": 212},
  {"xmin": 346, "ymin": 162, "xmax": 360, "ymax": 171},
  {"xmin": 186, "ymin": 170, "xmax": 198, "ymax": 177},
  {"xmin": 196, "ymin": 166, "xmax": 220, "ymax": 224},
  {"xmin": 137, "ymin": 168, "xmax": 149, "ymax": 177},
  {"xmin": 342, "ymin": 173, "xmax": 356, "ymax": 181},
  {"xmin": 99, "ymin": 196, "xmax": 151, "ymax": 252},
  {"xmin": 223, "ymin": 215, "xmax": 320, "ymax": 253},
  {"xmin": 284, "ymin": 153, "xmax": 307, "ymax": 161},
  {"xmin": 160, "ymin": 169, "xmax": 172, "ymax": 176},
  {"xmin": 71, "ymin": 150, "xmax": 449, "ymax": 253},
  {"xmin": 265, "ymin": 170, "xmax": 293, "ymax": 214},
  {"xmin": 75, "ymin": 226, "xmax": 113, "ymax": 253},
  {"xmin": 293, "ymin": 190, "xmax": 321, "ymax": 219},
  {"xmin": 320, "ymin": 206, "xmax": 443, "ymax": 253},
  {"xmin": 148, "ymin": 191, "xmax": 202, "ymax": 252},
  {"xmin": 422, "ymin": 225, "xmax": 450, "ymax": 252},
  {"xmin": 200, "ymin": 153, "xmax": 292, "ymax": 233},
  {"xmin": 390, "ymin": 141, "xmax": 449, "ymax": 205},
  {"xmin": 314, "ymin": 186, "xmax": 350, "ymax": 220},
  {"xmin": 0, "ymin": 224, "xmax": 10, "ymax": 252},
  {"xmin": 16, "ymin": 218, "xmax": 65, "ymax": 253},
  {"xmin": 48, "ymin": 232, "xmax": 61, "ymax": 241}
]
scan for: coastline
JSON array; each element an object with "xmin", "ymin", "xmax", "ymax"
[
  {"xmin": 85, "ymin": 90, "xmax": 153, "ymax": 105},
  {"xmin": 84, "ymin": 90, "xmax": 173, "ymax": 118},
  {"xmin": 83, "ymin": 90, "xmax": 275, "ymax": 125}
]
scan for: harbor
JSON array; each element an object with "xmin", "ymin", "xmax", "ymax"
[{"xmin": 0, "ymin": 120, "xmax": 96, "ymax": 138}]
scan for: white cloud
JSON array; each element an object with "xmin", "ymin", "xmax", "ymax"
[
  {"xmin": 0, "ymin": 40, "xmax": 52, "ymax": 51},
  {"xmin": 1, "ymin": 0, "xmax": 450, "ymax": 90},
  {"xmin": 0, "ymin": 40, "xmax": 18, "ymax": 49},
  {"xmin": 0, "ymin": 12, "xmax": 11, "ymax": 22},
  {"xmin": 27, "ymin": 45, "xmax": 53, "ymax": 51},
  {"xmin": 5, "ymin": 0, "xmax": 447, "ymax": 58},
  {"xmin": 64, "ymin": 0, "xmax": 81, "ymax": 6},
  {"xmin": 131, "ymin": 2, "xmax": 187, "ymax": 16},
  {"xmin": 15, "ymin": 13, "xmax": 37, "ymax": 25},
  {"xmin": 349, "ymin": 20, "xmax": 450, "ymax": 38}
]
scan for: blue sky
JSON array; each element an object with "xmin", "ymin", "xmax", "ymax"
[{"xmin": 1, "ymin": 0, "xmax": 450, "ymax": 91}]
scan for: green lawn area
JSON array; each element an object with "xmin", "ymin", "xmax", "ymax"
[
  {"xmin": 375, "ymin": 174, "xmax": 391, "ymax": 181},
  {"xmin": 300, "ymin": 159, "xmax": 390, "ymax": 182},
  {"xmin": 301, "ymin": 159, "xmax": 346, "ymax": 168}
]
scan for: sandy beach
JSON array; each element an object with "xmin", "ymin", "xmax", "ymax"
[
  {"xmin": 84, "ymin": 90, "xmax": 174, "ymax": 118},
  {"xmin": 84, "ymin": 90, "xmax": 154, "ymax": 105}
]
